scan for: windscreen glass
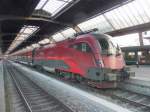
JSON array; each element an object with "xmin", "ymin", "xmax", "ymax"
[{"xmin": 97, "ymin": 36, "xmax": 120, "ymax": 55}]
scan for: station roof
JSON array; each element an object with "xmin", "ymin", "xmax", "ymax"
[{"xmin": 0, "ymin": 0, "xmax": 138, "ymax": 54}]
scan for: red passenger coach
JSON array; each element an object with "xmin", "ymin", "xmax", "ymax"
[{"xmin": 13, "ymin": 32, "xmax": 132, "ymax": 88}]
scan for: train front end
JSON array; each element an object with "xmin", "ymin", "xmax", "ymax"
[{"xmin": 86, "ymin": 34, "xmax": 134, "ymax": 88}]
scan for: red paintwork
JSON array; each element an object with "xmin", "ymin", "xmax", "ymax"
[
  {"xmin": 14, "ymin": 34, "xmax": 125, "ymax": 77},
  {"xmin": 102, "ymin": 55, "xmax": 125, "ymax": 70}
]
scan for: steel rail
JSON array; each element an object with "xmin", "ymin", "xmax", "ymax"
[
  {"xmin": 111, "ymin": 92, "xmax": 150, "ymax": 109},
  {"xmin": 5, "ymin": 61, "xmax": 73, "ymax": 112},
  {"xmin": 37, "ymin": 67, "xmax": 150, "ymax": 111},
  {"xmin": 4, "ymin": 63, "xmax": 33, "ymax": 112}
]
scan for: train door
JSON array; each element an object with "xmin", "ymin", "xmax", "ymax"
[{"xmin": 32, "ymin": 48, "xmax": 37, "ymax": 65}]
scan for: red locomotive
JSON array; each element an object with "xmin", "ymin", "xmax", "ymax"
[{"xmin": 11, "ymin": 30, "xmax": 132, "ymax": 88}]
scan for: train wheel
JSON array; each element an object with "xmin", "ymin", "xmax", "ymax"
[
  {"xmin": 35, "ymin": 65, "xmax": 44, "ymax": 72},
  {"xmin": 55, "ymin": 70, "xmax": 63, "ymax": 78}
]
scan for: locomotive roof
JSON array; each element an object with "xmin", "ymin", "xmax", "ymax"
[
  {"xmin": 75, "ymin": 33, "xmax": 112, "ymax": 40},
  {"xmin": 91, "ymin": 33, "xmax": 112, "ymax": 40},
  {"xmin": 33, "ymin": 33, "xmax": 112, "ymax": 51},
  {"xmin": 13, "ymin": 32, "xmax": 116, "ymax": 56}
]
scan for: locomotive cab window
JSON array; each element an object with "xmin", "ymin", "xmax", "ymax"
[
  {"xmin": 98, "ymin": 38, "xmax": 109, "ymax": 51},
  {"xmin": 98, "ymin": 38, "xmax": 118, "ymax": 55},
  {"xmin": 98, "ymin": 38, "xmax": 111, "ymax": 55}
]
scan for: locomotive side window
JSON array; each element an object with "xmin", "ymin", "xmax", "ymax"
[
  {"xmin": 81, "ymin": 43, "xmax": 91, "ymax": 52},
  {"xmin": 71, "ymin": 43, "xmax": 91, "ymax": 53},
  {"xmin": 72, "ymin": 44, "xmax": 78, "ymax": 49},
  {"xmin": 81, "ymin": 43, "xmax": 86, "ymax": 52},
  {"xmin": 76, "ymin": 43, "xmax": 82, "ymax": 51}
]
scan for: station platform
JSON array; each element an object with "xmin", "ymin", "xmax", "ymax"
[
  {"xmin": 130, "ymin": 65, "xmax": 150, "ymax": 79},
  {"xmin": 12, "ymin": 62, "xmax": 132, "ymax": 112},
  {"xmin": 0, "ymin": 61, "xmax": 5, "ymax": 112},
  {"xmin": 119, "ymin": 65, "xmax": 150, "ymax": 96}
]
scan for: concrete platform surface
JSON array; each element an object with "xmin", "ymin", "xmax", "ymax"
[
  {"xmin": 120, "ymin": 65, "xmax": 150, "ymax": 96},
  {"xmin": 130, "ymin": 65, "xmax": 150, "ymax": 79},
  {"xmin": 12, "ymin": 62, "xmax": 133, "ymax": 112},
  {"xmin": 120, "ymin": 77, "xmax": 150, "ymax": 96},
  {"xmin": 0, "ymin": 61, "xmax": 5, "ymax": 112}
]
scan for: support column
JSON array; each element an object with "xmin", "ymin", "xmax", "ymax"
[
  {"xmin": 0, "ymin": 23, "xmax": 2, "ymax": 55},
  {"xmin": 135, "ymin": 51, "xmax": 138, "ymax": 62},
  {"xmin": 0, "ymin": 61, "xmax": 5, "ymax": 112},
  {"xmin": 139, "ymin": 32, "xmax": 144, "ymax": 46},
  {"xmin": 138, "ymin": 32, "xmax": 143, "ymax": 65},
  {"xmin": 49, "ymin": 37, "xmax": 56, "ymax": 43},
  {"xmin": 59, "ymin": 32, "xmax": 67, "ymax": 39},
  {"xmin": 72, "ymin": 24, "xmax": 82, "ymax": 33}
]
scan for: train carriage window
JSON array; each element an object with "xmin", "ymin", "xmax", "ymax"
[
  {"xmin": 128, "ymin": 52, "xmax": 135, "ymax": 56},
  {"xmin": 128, "ymin": 52, "xmax": 135, "ymax": 58}
]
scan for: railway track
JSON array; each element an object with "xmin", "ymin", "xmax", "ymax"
[
  {"xmin": 7, "ymin": 62, "xmax": 150, "ymax": 112},
  {"xmin": 4, "ymin": 65, "xmax": 27, "ymax": 112},
  {"xmin": 76, "ymin": 84, "xmax": 150, "ymax": 112},
  {"xmin": 72, "ymin": 82, "xmax": 150, "ymax": 112},
  {"xmin": 108, "ymin": 89, "xmax": 150, "ymax": 112},
  {"xmin": 75, "ymin": 84, "xmax": 150, "ymax": 112},
  {"xmin": 4, "ymin": 62, "xmax": 73, "ymax": 112}
]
